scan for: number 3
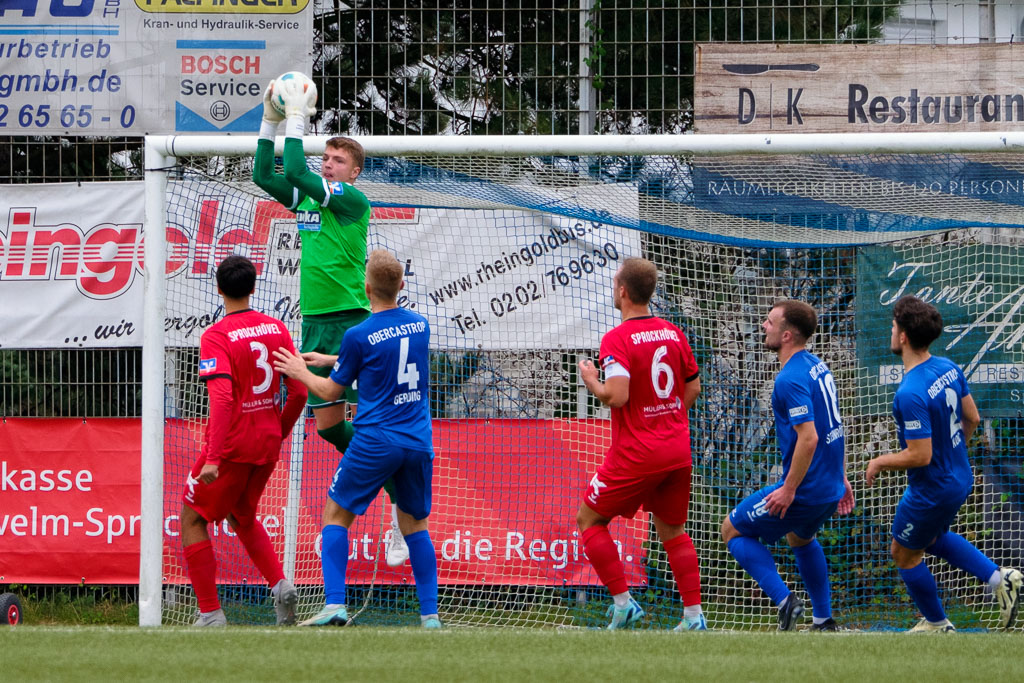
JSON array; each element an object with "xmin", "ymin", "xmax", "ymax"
[{"xmin": 251, "ymin": 341, "xmax": 273, "ymax": 394}]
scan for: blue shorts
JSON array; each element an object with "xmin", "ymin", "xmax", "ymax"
[
  {"xmin": 891, "ymin": 488, "xmax": 968, "ymax": 550},
  {"xmin": 729, "ymin": 483, "xmax": 838, "ymax": 544},
  {"xmin": 327, "ymin": 435, "xmax": 434, "ymax": 520}
]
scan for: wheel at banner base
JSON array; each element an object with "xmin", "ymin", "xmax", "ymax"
[{"xmin": 0, "ymin": 593, "xmax": 23, "ymax": 625}]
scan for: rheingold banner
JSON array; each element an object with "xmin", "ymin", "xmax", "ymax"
[
  {"xmin": 0, "ymin": 182, "xmax": 638, "ymax": 350},
  {"xmin": 856, "ymin": 243, "xmax": 1024, "ymax": 417},
  {"xmin": 0, "ymin": 418, "xmax": 647, "ymax": 588}
]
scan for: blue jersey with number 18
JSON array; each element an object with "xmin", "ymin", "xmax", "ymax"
[
  {"xmin": 772, "ymin": 349, "xmax": 846, "ymax": 504},
  {"xmin": 329, "ymin": 307, "xmax": 432, "ymax": 450},
  {"xmin": 893, "ymin": 355, "xmax": 973, "ymax": 503}
]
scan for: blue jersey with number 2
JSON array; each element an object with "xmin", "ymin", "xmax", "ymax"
[
  {"xmin": 330, "ymin": 307, "xmax": 432, "ymax": 450},
  {"xmin": 893, "ymin": 356, "xmax": 973, "ymax": 503},
  {"xmin": 772, "ymin": 350, "xmax": 846, "ymax": 504}
]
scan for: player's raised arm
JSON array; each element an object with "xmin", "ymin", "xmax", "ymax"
[
  {"xmin": 253, "ymin": 80, "xmax": 301, "ymax": 208},
  {"xmin": 578, "ymin": 358, "xmax": 629, "ymax": 408}
]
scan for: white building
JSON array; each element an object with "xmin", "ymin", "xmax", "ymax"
[{"xmin": 882, "ymin": 0, "xmax": 1024, "ymax": 43}]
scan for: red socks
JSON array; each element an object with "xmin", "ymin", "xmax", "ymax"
[
  {"xmin": 235, "ymin": 521, "xmax": 286, "ymax": 588},
  {"xmin": 183, "ymin": 540, "xmax": 220, "ymax": 613},
  {"xmin": 664, "ymin": 532, "xmax": 701, "ymax": 606},
  {"xmin": 581, "ymin": 525, "xmax": 628, "ymax": 596}
]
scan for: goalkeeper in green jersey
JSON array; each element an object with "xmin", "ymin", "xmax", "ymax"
[{"xmin": 252, "ymin": 76, "xmax": 409, "ymax": 567}]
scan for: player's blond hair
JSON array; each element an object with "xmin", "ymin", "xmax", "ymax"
[
  {"xmin": 367, "ymin": 250, "xmax": 404, "ymax": 301},
  {"xmin": 326, "ymin": 136, "xmax": 365, "ymax": 171},
  {"xmin": 618, "ymin": 257, "xmax": 658, "ymax": 305}
]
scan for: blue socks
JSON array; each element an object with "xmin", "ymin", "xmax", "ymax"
[
  {"xmin": 406, "ymin": 529, "xmax": 439, "ymax": 616},
  {"xmin": 927, "ymin": 532, "xmax": 999, "ymax": 584},
  {"xmin": 321, "ymin": 524, "xmax": 349, "ymax": 605},
  {"xmin": 899, "ymin": 562, "xmax": 946, "ymax": 622},
  {"xmin": 728, "ymin": 536, "xmax": 790, "ymax": 606},
  {"xmin": 793, "ymin": 540, "xmax": 831, "ymax": 620}
]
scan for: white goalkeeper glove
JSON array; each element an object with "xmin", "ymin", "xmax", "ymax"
[
  {"xmin": 259, "ymin": 80, "xmax": 283, "ymax": 140},
  {"xmin": 279, "ymin": 77, "xmax": 318, "ymax": 137}
]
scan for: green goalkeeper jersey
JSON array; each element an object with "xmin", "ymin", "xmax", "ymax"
[{"xmin": 253, "ymin": 137, "xmax": 371, "ymax": 315}]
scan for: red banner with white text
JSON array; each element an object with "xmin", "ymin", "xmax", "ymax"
[{"xmin": 1, "ymin": 418, "xmax": 649, "ymax": 588}]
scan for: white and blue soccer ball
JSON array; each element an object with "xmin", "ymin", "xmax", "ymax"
[{"xmin": 270, "ymin": 71, "xmax": 316, "ymax": 117}]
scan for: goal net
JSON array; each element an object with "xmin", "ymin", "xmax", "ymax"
[{"xmin": 145, "ymin": 134, "xmax": 1024, "ymax": 630}]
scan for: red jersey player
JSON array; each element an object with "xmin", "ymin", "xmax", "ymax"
[
  {"xmin": 576, "ymin": 256, "xmax": 705, "ymax": 631},
  {"xmin": 180, "ymin": 255, "xmax": 308, "ymax": 627}
]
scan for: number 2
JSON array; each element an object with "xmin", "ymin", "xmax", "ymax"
[
  {"xmin": 251, "ymin": 341, "xmax": 273, "ymax": 394},
  {"xmin": 945, "ymin": 387, "xmax": 963, "ymax": 439}
]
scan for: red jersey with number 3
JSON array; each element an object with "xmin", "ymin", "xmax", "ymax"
[
  {"xmin": 598, "ymin": 316, "xmax": 699, "ymax": 475},
  {"xmin": 198, "ymin": 309, "xmax": 299, "ymax": 466}
]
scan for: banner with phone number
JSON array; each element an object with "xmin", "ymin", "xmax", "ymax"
[
  {"xmin": 0, "ymin": 0, "xmax": 313, "ymax": 135},
  {"xmin": 1, "ymin": 418, "xmax": 650, "ymax": 588}
]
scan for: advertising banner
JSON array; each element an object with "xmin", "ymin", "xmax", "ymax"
[
  {"xmin": 0, "ymin": 418, "xmax": 645, "ymax": 587},
  {"xmin": 0, "ymin": 0, "xmax": 313, "ymax": 134},
  {"xmin": 0, "ymin": 183, "xmax": 637, "ymax": 350},
  {"xmin": 856, "ymin": 243, "xmax": 1024, "ymax": 416},
  {"xmin": 695, "ymin": 43, "xmax": 1024, "ymax": 134}
]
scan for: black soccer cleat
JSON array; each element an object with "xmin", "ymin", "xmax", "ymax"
[
  {"xmin": 809, "ymin": 618, "xmax": 839, "ymax": 632},
  {"xmin": 778, "ymin": 595, "xmax": 805, "ymax": 631}
]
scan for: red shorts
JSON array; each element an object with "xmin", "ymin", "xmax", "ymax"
[
  {"xmin": 182, "ymin": 458, "xmax": 277, "ymax": 527},
  {"xmin": 582, "ymin": 464, "xmax": 692, "ymax": 525}
]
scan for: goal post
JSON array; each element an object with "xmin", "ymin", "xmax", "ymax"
[{"xmin": 142, "ymin": 132, "xmax": 1024, "ymax": 629}]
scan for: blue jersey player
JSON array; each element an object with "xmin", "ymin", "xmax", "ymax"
[
  {"xmin": 866, "ymin": 295, "xmax": 1022, "ymax": 632},
  {"xmin": 273, "ymin": 250, "xmax": 440, "ymax": 629},
  {"xmin": 722, "ymin": 300, "xmax": 854, "ymax": 631}
]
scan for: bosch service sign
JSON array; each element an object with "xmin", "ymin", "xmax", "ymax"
[{"xmin": 0, "ymin": 0, "xmax": 313, "ymax": 135}]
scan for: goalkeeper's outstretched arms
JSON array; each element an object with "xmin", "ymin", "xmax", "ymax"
[{"xmin": 253, "ymin": 80, "xmax": 301, "ymax": 208}]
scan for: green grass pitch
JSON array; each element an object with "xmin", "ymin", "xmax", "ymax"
[{"xmin": 3, "ymin": 627, "xmax": 1023, "ymax": 682}]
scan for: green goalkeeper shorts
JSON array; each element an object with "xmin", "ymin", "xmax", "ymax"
[{"xmin": 301, "ymin": 308, "xmax": 370, "ymax": 408}]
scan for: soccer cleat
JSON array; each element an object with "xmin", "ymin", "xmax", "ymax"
[
  {"xmin": 386, "ymin": 523, "xmax": 410, "ymax": 567},
  {"xmin": 273, "ymin": 579, "xmax": 298, "ymax": 626},
  {"xmin": 673, "ymin": 614, "xmax": 708, "ymax": 631},
  {"xmin": 777, "ymin": 595, "xmax": 805, "ymax": 632},
  {"xmin": 298, "ymin": 604, "xmax": 349, "ymax": 627},
  {"xmin": 606, "ymin": 597, "xmax": 644, "ymax": 630},
  {"xmin": 908, "ymin": 618, "xmax": 956, "ymax": 633},
  {"xmin": 994, "ymin": 567, "xmax": 1023, "ymax": 629},
  {"xmin": 809, "ymin": 618, "xmax": 839, "ymax": 632},
  {"xmin": 193, "ymin": 609, "xmax": 227, "ymax": 627},
  {"xmin": 421, "ymin": 615, "xmax": 442, "ymax": 629}
]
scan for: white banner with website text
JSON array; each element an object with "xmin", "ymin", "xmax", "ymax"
[{"xmin": 0, "ymin": 182, "xmax": 640, "ymax": 350}]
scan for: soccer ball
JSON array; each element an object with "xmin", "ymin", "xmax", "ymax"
[{"xmin": 269, "ymin": 71, "xmax": 316, "ymax": 117}]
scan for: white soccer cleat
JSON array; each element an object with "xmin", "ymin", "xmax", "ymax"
[
  {"xmin": 673, "ymin": 613, "xmax": 707, "ymax": 631},
  {"xmin": 193, "ymin": 608, "xmax": 227, "ymax": 627},
  {"xmin": 386, "ymin": 523, "xmax": 410, "ymax": 567},
  {"xmin": 908, "ymin": 618, "xmax": 956, "ymax": 633},
  {"xmin": 994, "ymin": 567, "xmax": 1023, "ymax": 629},
  {"xmin": 606, "ymin": 597, "xmax": 644, "ymax": 630},
  {"xmin": 298, "ymin": 604, "xmax": 348, "ymax": 627},
  {"xmin": 273, "ymin": 579, "xmax": 298, "ymax": 626}
]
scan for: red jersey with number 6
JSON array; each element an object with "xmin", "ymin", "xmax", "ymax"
[
  {"xmin": 197, "ymin": 309, "xmax": 306, "ymax": 466},
  {"xmin": 598, "ymin": 315, "xmax": 699, "ymax": 475}
]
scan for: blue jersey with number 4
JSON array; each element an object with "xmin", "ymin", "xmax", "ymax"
[
  {"xmin": 893, "ymin": 356, "xmax": 973, "ymax": 503},
  {"xmin": 772, "ymin": 350, "xmax": 846, "ymax": 504},
  {"xmin": 330, "ymin": 307, "xmax": 432, "ymax": 450}
]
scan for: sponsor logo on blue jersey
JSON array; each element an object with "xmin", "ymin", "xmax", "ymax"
[
  {"xmin": 199, "ymin": 358, "xmax": 217, "ymax": 375},
  {"xmin": 296, "ymin": 209, "xmax": 321, "ymax": 232},
  {"xmin": 905, "ymin": 419, "xmax": 922, "ymax": 430},
  {"xmin": 789, "ymin": 405, "xmax": 809, "ymax": 418}
]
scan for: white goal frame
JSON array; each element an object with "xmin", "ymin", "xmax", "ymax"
[{"xmin": 140, "ymin": 130, "xmax": 1024, "ymax": 626}]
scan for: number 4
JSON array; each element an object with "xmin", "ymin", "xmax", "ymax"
[{"xmin": 397, "ymin": 337, "xmax": 420, "ymax": 389}]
